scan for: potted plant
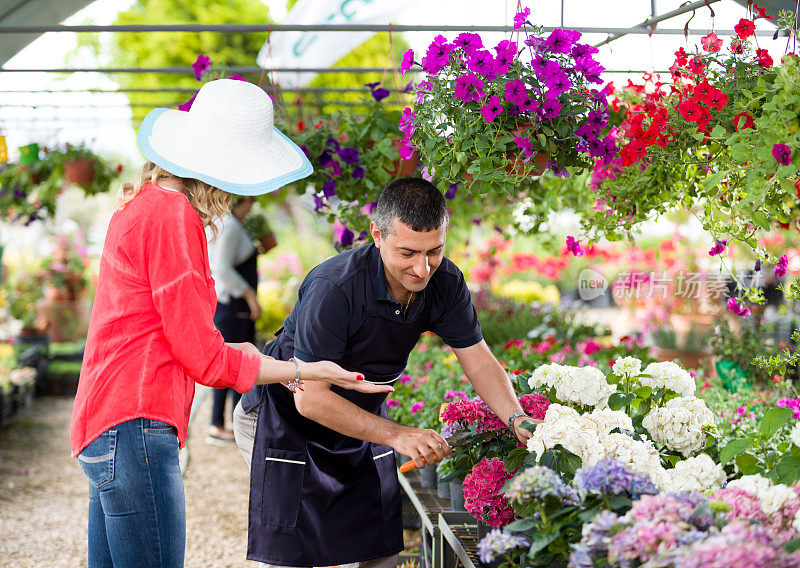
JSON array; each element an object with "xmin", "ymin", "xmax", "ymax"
[
  {"xmin": 399, "ymin": 8, "xmax": 612, "ymax": 194},
  {"xmin": 5, "ymin": 269, "xmax": 46, "ymax": 338},
  {"xmin": 0, "ymin": 161, "xmax": 56, "ymax": 224},
  {"xmin": 244, "ymin": 212, "xmax": 277, "ymax": 255},
  {"xmin": 40, "ymin": 143, "xmax": 122, "ymax": 196}
]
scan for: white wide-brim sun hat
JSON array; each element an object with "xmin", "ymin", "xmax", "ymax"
[{"xmin": 137, "ymin": 78, "xmax": 312, "ymax": 196}]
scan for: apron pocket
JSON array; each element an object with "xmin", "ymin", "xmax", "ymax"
[
  {"xmin": 261, "ymin": 448, "xmax": 307, "ymax": 527},
  {"xmin": 371, "ymin": 443, "xmax": 400, "ymax": 521}
]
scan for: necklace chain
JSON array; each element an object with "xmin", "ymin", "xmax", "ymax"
[{"xmin": 403, "ymin": 291, "xmax": 414, "ymax": 315}]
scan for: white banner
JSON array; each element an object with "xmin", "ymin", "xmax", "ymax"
[{"xmin": 257, "ymin": 0, "xmax": 407, "ymax": 89}]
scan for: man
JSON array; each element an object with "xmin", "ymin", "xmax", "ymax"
[{"xmin": 234, "ymin": 177, "xmax": 537, "ymax": 568}]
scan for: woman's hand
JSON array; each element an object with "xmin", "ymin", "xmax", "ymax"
[
  {"xmin": 242, "ymin": 288, "xmax": 263, "ymax": 321},
  {"xmin": 300, "ymin": 360, "xmax": 394, "ymax": 394}
]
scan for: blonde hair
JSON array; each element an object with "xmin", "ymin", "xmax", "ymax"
[{"xmin": 118, "ymin": 162, "xmax": 232, "ymax": 240}]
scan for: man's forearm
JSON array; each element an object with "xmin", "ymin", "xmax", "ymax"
[
  {"xmin": 468, "ymin": 360, "xmax": 524, "ymax": 424},
  {"xmin": 295, "ymin": 388, "xmax": 399, "ymax": 446}
]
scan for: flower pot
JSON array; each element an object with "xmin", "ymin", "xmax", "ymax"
[
  {"xmin": 258, "ymin": 233, "xmax": 278, "ymax": 255},
  {"xmin": 436, "ymin": 473, "xmax": 451, "ymax": 499},
  {"xmin": 64, "ymin": 159, "xmax": 95, "ymax": 185},
  {"xmin": 19, "ymin": 164, "xmax": 42, "ymax": 185},
  {"xmin": 18, "ymin": 143, "xmax": 39, "ymax": 165},
  {"xmin": 450, "ymin": 480, "xmax": 466, "ymax": 511},
  {"xmin": 420, "ymin": 465, "xmax": 437, "ymax": 488},
  {"xmin": 652, "ymin": 346, "xmax": 713, "ymax": 372},
  {"xmin": 44, "ymin": 286, "xmax": 71, "ymax": 302},
  {"xmin": 507, "ymin": 123, "xmax": 549, "ymax": 177},
  {"xmin": 388, "ymin": 137, "xmax": 420, "ymax": 177}
]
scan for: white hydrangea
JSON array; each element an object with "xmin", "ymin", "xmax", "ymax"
[
  {"xmin": 791, "ymin": 422, "xmax": 800, "ymax": 448},
  {"xmin": 526, "ymin": 404, "xmax": 604, "ymax": 464},
  {"xmin": 726, "ymin": 474, "xmax": 798, "ymax": 516},
  {"xmin": 598, "ymin": 433, "xmax": 665, "ymax": 482},
  {"xmin": 659, "ymin": 454, "xmax": 726, "ymax": 493},
  {"xmin": 793, "ymin": 508, "xmax": 800, "ymax": 534},
  {"xmin": 726, "ymin": 474, "xmax": 773, "ymax": 497},
  {"xmin": 642, "ymin": 396, "xmax": 714, "ymax": 457},
  {"xmin": 528, "ymin": 363, "xmax": 616, "ymax": 408},
  {"xmin": 583, "ymin": 408, "xmax": 634, "ymax": 437},
  {"xmin": 641, "ymin": 361, "xmax": 696, "ymax": 396},
  {"xmin": 612, "ymin": 356, "xmax": 642, "ymax": 378}
]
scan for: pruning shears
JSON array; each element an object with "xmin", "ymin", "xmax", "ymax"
[{"xmin": 398, "ymin": 430, "xmax": 473, "ymax": 473}]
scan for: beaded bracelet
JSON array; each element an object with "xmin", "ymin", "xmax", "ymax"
[{"xmin": 287, "ymin": 358, "xmax": 303, "ymax": 392}]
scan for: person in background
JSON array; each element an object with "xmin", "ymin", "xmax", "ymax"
[
  {"xmin": 69, "ymin": 79, "xmax": 392, "ymax": 568},
  {"xmin": 205, "ymin": 196, "xmax": 274, "ymax": 444}
]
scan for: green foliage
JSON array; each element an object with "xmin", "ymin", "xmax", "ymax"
[{"xmin": 712, "ymin": 316, "xmax": 792, "ymax": 384}]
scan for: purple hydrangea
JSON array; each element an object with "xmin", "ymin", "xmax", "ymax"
[
  {"xmin": 504, "ymin": 466, "xmax": 579, "ymax": 506},
  {"xmin": 477, "ymin": 529, "xmax": 529, "ymax": 564},
  {"xmin": 572, "ymin": 459, "xmax": 659, "ymax": 500},
  {"xmin": 568, "ymin": 510, "xmax": 619, "ymax": 568}
]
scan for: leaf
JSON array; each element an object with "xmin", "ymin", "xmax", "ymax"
[
  {"xmin": 608, "ymin": 495, "xmax": 632, "ymax": 510},
  {"xmin": 528, "ymin": 531, "xmax": 559, "ymax": 555},
  {"xmin": 505, "ymin": 518, "xmax": 537, "ymax": 532},
  {"xmin": 720, "ymin": 438, "xmax": 754, "ymax": 464},
  {"xmin": 760, "ymin": 407, "xmax": 794, "ymax": 438},
  {"xmin": 710, "ymin": 125, "xmax": 727, "ymax": 138},
  {"xmin": 773, "ymin": 453, "xmax": 800, "ymax": 485},
  {"xmin": 523, "ymin": 451, "xmax": 539, "ymax": 467},
  {"xmin": 634, "ymin": 386, "xmax": 652, "ymax": 399},
  {"xmin": 607, "ymin": 393, "xmax": 635, "ymax": 411},
  {"xmin": 783, "ymin": 538, "xmax": 800, "ymax": 553},
  {"xmin": 702, "ymin": 169, "xmax": 727, "ymax": 190},
  {"xmin": 735, "ymin": 453, "xmax": 760, "ymax": 474}
]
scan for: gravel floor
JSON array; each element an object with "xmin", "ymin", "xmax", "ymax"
[
  {"xmin": 0, "ymin": 394, "xmax": 419, "ymax": 568},
  {"xmin": 0, "ymin": 394, "xmax": 260, "ymax": 567}
]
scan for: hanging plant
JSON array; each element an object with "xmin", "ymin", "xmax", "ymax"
[{"xmin": 399, "ymin": 7, "xmax": 614, "ymax": 194}]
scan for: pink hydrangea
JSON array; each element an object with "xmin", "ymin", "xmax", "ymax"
[{"xmin": 463, "ymin": 458, "xmax": 516, "ymax": 528}]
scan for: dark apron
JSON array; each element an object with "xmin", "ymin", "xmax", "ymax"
[
  {"xmin": 213, "ymin": 250, "xmax": 258, "ymax": 343},
  {"xmin": 247, "ymin": 291, "xmax": 431, "ymax": 566}
]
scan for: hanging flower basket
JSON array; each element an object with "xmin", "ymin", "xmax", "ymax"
[
  {"xmin": 64, "ymin": 159, "xmax": 96, "ymax": 186},
  {"xmin": 505, "ymin": 124, "xmax": 550, "ymax": 176}
]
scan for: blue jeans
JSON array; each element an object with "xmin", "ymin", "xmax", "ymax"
[{"xmin": 77, "ymin": 418, "xmax": 185, "ymax": 568}]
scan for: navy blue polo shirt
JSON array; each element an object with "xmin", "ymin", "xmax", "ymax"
[{"xmin": 240, "ymin": 243, "xmax": 482, "ymax": 412}]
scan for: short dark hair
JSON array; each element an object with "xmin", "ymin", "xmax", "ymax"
[{"xmin": 375, "ymin": 177, "xmax": 449, "ymax": 235}]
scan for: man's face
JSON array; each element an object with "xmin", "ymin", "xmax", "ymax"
[{"xmin": 371, "ymin": 218, "xmax": 446, "ymax": 296}]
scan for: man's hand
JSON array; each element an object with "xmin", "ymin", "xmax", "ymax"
[
  {"xmin": 512, "ymin": 416, "xmax": 541, "ymax": 445},
  {"xmin": 388, "ymin": 425, "xmax": 452, "ymax": 470}
]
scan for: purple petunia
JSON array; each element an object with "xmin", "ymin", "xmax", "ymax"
[
  {"xmin": 454, "ymin": 32, "xmax": 483, "ymax": 53},
  {"xmin": 351, "ymin": 165, "xmax": 365, "ymax": 179},
  {"xmin": 325, "ymin": 161, "xmax": 342, "ymax": 177},
  {"xmin": 398, "ymin": 136, "xmax": 415, "ymax": 160},
  {"xmin": 400, "ymin": 49, "xmax": 415, "ymax": 74},
  {"xmin": 313, "ymin": 194, "xmax": 325, "ymax": 212},
  {"xmin": 322, "ymin": 180, "xmax": 336, "ymax": 198},
  {"xmin": 400, "ymin": 81, "xmax": 414, "ymax": 93},
  {"xmin": 513, "ymin": 7, "xmax": 531, "ymax": 30},
  {"xmin": 466, "ymin": 49, "xmax": 495, "ymax": 76},
  {"xmin": 318, "ymin": 150, "xmax": 333, "ymax": 167},
  {"xmin": 708, "ymin": 239, "xmax": 728, "ymax": 256},
  {"xmin": 586, "ymin": 109, "xmax": 609, "ymax": 133},
  {"xmin": 454, "ymin": 73, "xmax": 485, "ymax": 103},
  {"xmin": 775, "ymin": 254, "xmax": 789, "ymax": 277},
  {"xmin": 505, "ymin": 78, "xmax": 528, "ymax": 105},
  {"xmin": 519, "ymin": 97, "xmax": 539, "ymax": 114},
  {"xmin": 229, "ymin": 73, "xmax": 247, "ymax": 82},
  {"xmin": 773, "ymin": 143, "xmax": 792, "ymax": 166},
  {"xmin": 566, "ymin": 236, "xmax": 583, "ymax": 256},
  {"xmin": 493, "ymin": 40, "xmax": 516, "ymax": 75},
  {"xmin": 571, "ymin": 43, "xmax": 600, "ymax": 59},
  {"xmin": 177, "ymin": 93, "xmax": 197, "ymax": 112},
  {"xmin": 334, "ymin": 223, "xmax": 354, "ymax": 248},
  {"xmin": 191, "ymin": 54, "xmax": 211, "ymax": 81},
  {"xmin": 399, "ymin": 107, "xmax": 417, "ymax": 136},
  {"xmin": 524, "ymin": 36, "xmax": 546, "ymax": 53},
  {"xmin": 545, "ymin": 71, "xmax": 571, "ymax": 98},
  {"xmin": 421, "ymin": 35, "xmax": 452, "ymax": 74},
  {"xmin": 542, "ymin": 98, "xmax": 562, "ymax": 119},
  {"xmin": 480, "ymin": 96, "xmax": 504, "ymax": 123},
  {"xmin": 338, "ymin": 147, "xmax": 359, "ymax": 165},
  {"xmin": 445, "ymin": 183, "xmax": 458, "ymax": 199},
  {"xmin": 727, "ymin": 297, "xmax": 751, "ymax": 318},
  {"xmin": 754, "ymin": 259, "xmax": 762, "ymax": 272},
  {"xmin": 372, "ymin": 87, "xmax": 390, "ymax": 102},
  {"xmin": 515, "ymin": 135, "xmax": 534, "ymax": 158},
  {"xmin": 326, "ymin": 137, "xmax": 340, "ymax": 151},
  {"xmin": 574, "ymin": 55, "xmax": 605, "ymax": 84},
  {"xmin": 544, "ymin": 28, "xmax": 582, "ymax": 54}
]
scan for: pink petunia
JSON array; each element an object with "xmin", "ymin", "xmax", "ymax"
[
  {"xmin": 701, "ymin": 32, "xmax": 723, "ymax": 52},
  {"xmin": 401, "ymin": 49, "xmax": 415, "ymax": 74}
]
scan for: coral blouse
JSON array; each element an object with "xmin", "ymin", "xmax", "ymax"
[{"xmin": 70, "ymin": 183, "xmax": 260, "ymax": 457}]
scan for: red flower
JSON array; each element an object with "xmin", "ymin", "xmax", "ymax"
[
  {"xmin": 620, "ymin": 140, "xmax": 647, "ymax": 166},
  {"xmin": 313, "ymin": 120, "xmax": 324, "ymax": 129},
  {"xmin": 730, "ymin": 39, "xmax": 745, "ymax": 54},
  {"xmin": 674, "ymin": 47, "xmax": 688, "ymax": 66},
  {"xmin": 756, "ymin": 48, "xmax": 773, "ymax": 68},
  {"xmin": 734, "ymin": 18, "xmax": 756, "ymax": 39},
  {"xmin": 688, "ymin": 56, "xmax": 706, "ymax": 74},
  {"xmin": 116, "ymin": 164, "xmax": 124, "ymax": 174},
  {"xmin": 677, "ymin": 99, "xmax": 704, "ymax": 122},
  {"xmin": 733, "ymin": 111, "xmax": 755, "ymax": 131},
  {"xmin": 693, "ymin": 81, "xmax": 714, "ymax": 104},
  {"xmin": 707, "ymin": 88, "xmax": 729, "ymax": 110},
  {"xmin": 296, "ymin": 119, "xmax": 306, "ymax": 132},
  {"xmin": 701, "ymin": 32, "xmax": 723, "ymax": 52},
  {"xmin": 752, "ymin": 3, "xmax": 773, "ymax": 20}
]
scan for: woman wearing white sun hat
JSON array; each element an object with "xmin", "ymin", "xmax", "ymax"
[{"xmin": 69, "ymin": 79, "xmax": 393, "ymax": 568}]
